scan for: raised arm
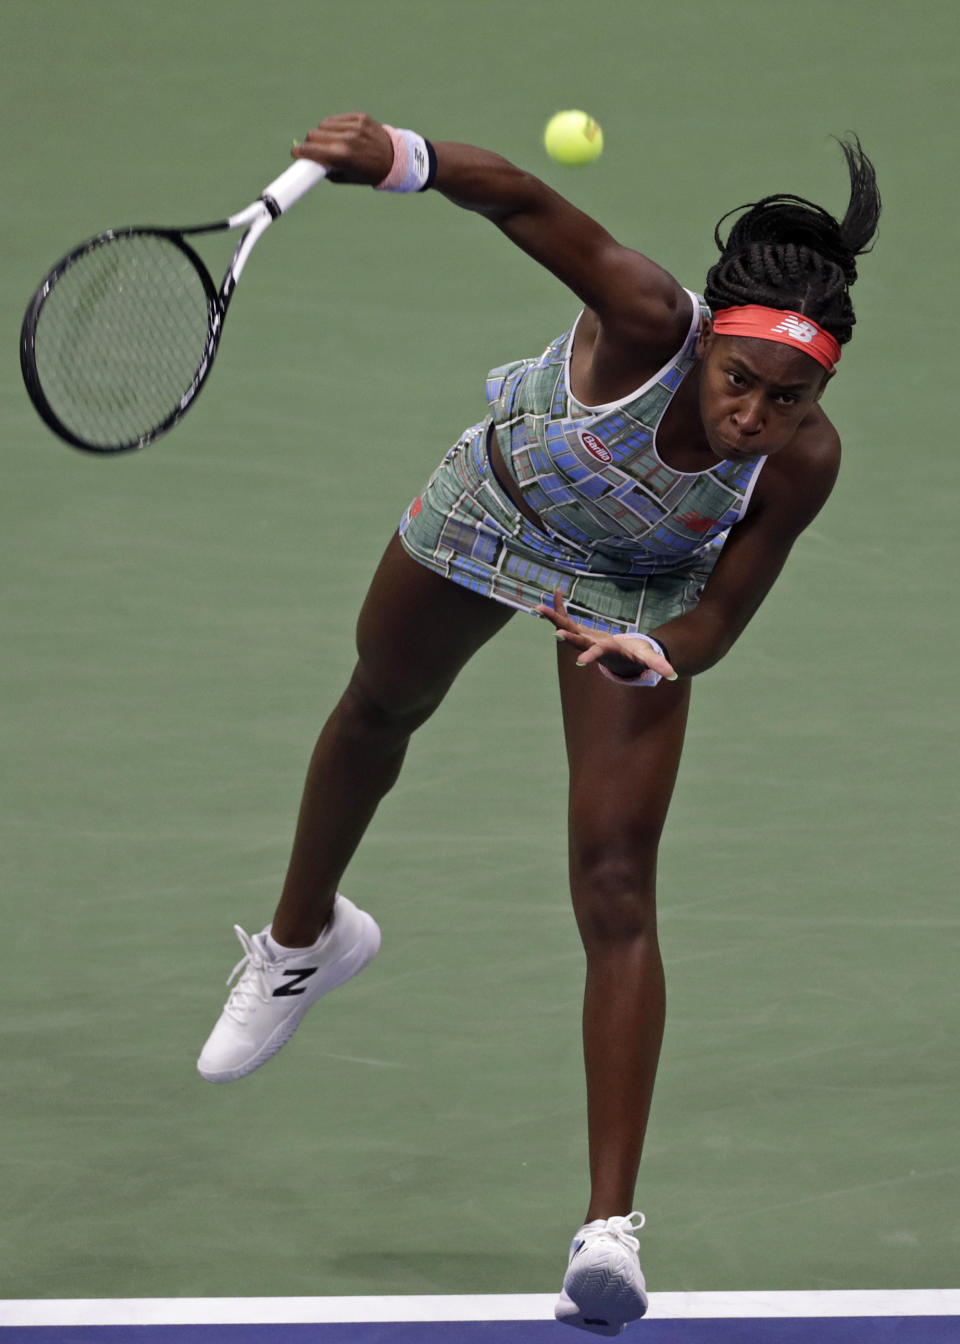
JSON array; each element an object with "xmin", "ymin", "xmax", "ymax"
[{"xmin": 292, "ymin": 112, "xmax": 690, "ymax": 353}]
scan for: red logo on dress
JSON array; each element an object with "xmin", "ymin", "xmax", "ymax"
[
  {"xmin": 677, "ymin": 510, "xmax": 714, "ymax": 533},
  {"xmin": 409, "ymin": 496, "xmax": 423, "ymax": 518},
  {"xmin": 579, "ymin": 430, "xmax": 612, "ymax": 463}
]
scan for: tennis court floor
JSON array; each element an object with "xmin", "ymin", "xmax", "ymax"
[{"xmin": 4, "ymin": 1294, "xmax": 959, "ymax": 1343}]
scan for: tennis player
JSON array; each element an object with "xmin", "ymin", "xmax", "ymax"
[{"xmin": 198, "ymin": 115, "xmax": 880, "ymax": 1335}]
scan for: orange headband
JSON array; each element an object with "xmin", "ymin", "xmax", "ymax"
[{"xmin": 712, "ymin": 306, "xmax": 841, "ymax": 374}]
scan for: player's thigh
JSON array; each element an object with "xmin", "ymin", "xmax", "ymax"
[
  {"xmin": 558, "ymin": 642, "xmax": 692, "ymax": 869},
  {"xmin": 353, "ymin": 531, "xmax": 516, "ymax": 715}
]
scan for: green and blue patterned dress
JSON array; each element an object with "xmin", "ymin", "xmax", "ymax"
[{"xmin": 399, "ymin": 291, "xmax": 766, "ymax": 634}]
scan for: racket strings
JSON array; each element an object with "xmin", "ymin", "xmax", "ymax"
[{"xmin": 32, "ymin": 233, "xmax": 214, "ymax": 449}]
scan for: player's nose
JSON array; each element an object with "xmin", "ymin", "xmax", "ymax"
[{"xmin": 730, "ymin": 396, "xmax": 764, "ymax": 435}]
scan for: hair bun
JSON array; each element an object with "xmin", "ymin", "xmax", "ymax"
[
  {"xmin": 704, "ymin": 137, "xmax": 880, "ymax": 348},
  {"xmin": 716, "ymin": 195, "xmax": 857, "ymax": 286}
]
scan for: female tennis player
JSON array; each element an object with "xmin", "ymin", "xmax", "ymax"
[{"xmin": 198, "ymin": 115, "xmax": 880, "ymax": 1335}]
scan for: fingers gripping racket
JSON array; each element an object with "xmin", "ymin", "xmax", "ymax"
[{"xmin": 20, "ymin": 158, "xmax": 328, "ymax": 454}]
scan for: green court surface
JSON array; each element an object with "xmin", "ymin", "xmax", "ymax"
[{"xmin": 1, "ymin": 0, "xmax": 957, "ymax": 1307}]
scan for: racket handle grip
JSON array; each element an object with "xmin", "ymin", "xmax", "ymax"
[{"xmin": 260, "ymin": 159, "xmax": 328, "ymax": 215}]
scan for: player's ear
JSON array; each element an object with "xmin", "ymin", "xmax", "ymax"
[{"xmin": 814, "ymin": 368, "xmax": 834, "ymax": 401}]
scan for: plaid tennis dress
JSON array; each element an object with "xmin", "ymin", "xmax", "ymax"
[{"xmin": 398, "ymin": 290, "xmax": 766, "ymax": 635}]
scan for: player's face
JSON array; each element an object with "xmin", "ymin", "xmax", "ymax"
[{"xmin": 697, "ymin": 332, "xmax": 829, "ymax": 460}]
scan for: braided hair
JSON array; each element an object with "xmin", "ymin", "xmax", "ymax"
[{"xmin": 704, "ymin": 137, "xmax": 881, "ymax": 347}]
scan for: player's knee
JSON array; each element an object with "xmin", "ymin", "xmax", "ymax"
[
  {"xmin": 336, "ymin": 670, "xmax": 440, "ymax": 749},
  {"xmin": 571, "ymin": 844, "xmax": 659, "ymax": 946}
]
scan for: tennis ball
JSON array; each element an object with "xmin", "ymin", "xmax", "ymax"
[{"xmin": 544, "ymin": 110, "xmax": 603, "ymax": 165}]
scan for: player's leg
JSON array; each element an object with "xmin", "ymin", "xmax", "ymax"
[
  {"xmin": 554, "ymin": 644, "xmax": 690, "ymax": 1332},
  {"xmin": 198, "ymin": 532, "xmax": 515, "ymax": 1082},
  {"xmin": 272, "ymin": 531, "xmax": 516, "ymax": 944},
  {"xmin": 560, "ymin": 644, "xmax": 690, "ymax": 1215}
]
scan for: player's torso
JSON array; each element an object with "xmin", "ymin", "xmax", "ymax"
[{"xmin": 485, "ymin": 290, "xmax": 767, "ymax": 573}]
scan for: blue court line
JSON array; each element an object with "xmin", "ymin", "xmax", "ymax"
[{"xmin": 2, "ymin": 1321, "xmax": 959, "ymax": 1343}]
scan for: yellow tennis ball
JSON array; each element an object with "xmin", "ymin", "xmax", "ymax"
[{"xmin": 544, "ymin": 110, "xmax": 603, "ymax": 165}]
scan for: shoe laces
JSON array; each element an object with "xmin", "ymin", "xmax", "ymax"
[
  {"xmin": 582, "ymin": 1211, "xmax": 646, "ymax": 1253},
  {"xmin": 223, "ymin": 925, "xmax": 273, "ymax": 1023}
]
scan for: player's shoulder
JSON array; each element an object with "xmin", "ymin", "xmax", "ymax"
[
  {"xmin": 753, "ymin": 406, "xmax": 841, "ymax": 524},
  {"xmin": 620, "ymin": 263, "xmax": 695, "ymax": 352},
  {"xmin": 586, "ymin": 268, "xmax": 697, "ymax": 371},
  {"xmin": 788, "ymin": 404, "xmax": 841, "ymax": 481}
]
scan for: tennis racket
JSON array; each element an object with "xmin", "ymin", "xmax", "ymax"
[{"xmin": 20, "ymin": 157, "xmax": 328, "ymax": 454}]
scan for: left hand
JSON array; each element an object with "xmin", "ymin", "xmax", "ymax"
[{"xmin": 536, "ymin": 588, "xmax": 677, "ymax": 680}]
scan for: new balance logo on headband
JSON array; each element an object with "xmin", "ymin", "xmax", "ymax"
[
  {"xmin": 712, "ymin": 306, "xmax": 842, "ymax": 373},
  {"xmin": 771, "ymin": 315, "xmax": 819, "ymax": 344}
]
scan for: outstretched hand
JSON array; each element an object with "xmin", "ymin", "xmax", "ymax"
[
  {"xmin": 292, "ymin": 113, "xmax": 394, "ymax": 185},
  {"xmin": 536, "ymin": 589, "xmax": 677, "ymax": 680}
]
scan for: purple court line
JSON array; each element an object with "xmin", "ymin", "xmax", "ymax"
[{"xmin": 2, "ymin": 1320, "xmax": 960, "ymax": 1343}]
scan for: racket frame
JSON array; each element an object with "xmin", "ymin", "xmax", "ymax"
[{"xmin": 20, "ymin": 158, "xmax": 327, "ymax": 454}]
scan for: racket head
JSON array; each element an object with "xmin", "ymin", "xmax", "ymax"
[{"xmin": 20, "ymin": 228, "xmax": 222, "ymax": 454}]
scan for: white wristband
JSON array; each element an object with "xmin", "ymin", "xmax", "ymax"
[
  {"xmin": 597, "ymin": 634, "xmax": 666, "ymax": 688},
  {"xmin": 374, "ymin": 126, "xmax": 436, "ymax": 193}
]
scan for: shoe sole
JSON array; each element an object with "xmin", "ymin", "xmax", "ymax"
[
  {"xmin": 555, "ymin": 1252, "xmax": 648, "ymax": 1336},
  {"xmin": 197, "ymin": 911, "xmax": 381, "ymax": 1083}
]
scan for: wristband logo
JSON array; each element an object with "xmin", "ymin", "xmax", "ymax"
[{"xmin": 578, "ymin": 429, "xmax": 613, "ymax": 463}]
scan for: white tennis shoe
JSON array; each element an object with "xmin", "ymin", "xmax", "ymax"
[
  {"xmin": 555, "ymin": 1212, "xmax": 648, "ymax": 1336},
  {"xmin": 197, "ymin": 894, "xmax": 381, "ymax": 1083}
]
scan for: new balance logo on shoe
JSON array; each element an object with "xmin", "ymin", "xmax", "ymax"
[
  {"xmin": 272, "ymin": 967, "xmax": 319, "ymax": 997},
  {"xmin": 197, "ymin": 898, "xmax": 382, "ymax": 1084}
]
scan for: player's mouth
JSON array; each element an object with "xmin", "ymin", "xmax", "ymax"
[{"xmin": 708, "ymin": 430, "xmax": 757, "ymax": 460}]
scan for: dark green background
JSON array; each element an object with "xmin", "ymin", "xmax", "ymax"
[{"xmin": 2, "ymin": 0, "xmax": 957, "ymax": 1303}]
